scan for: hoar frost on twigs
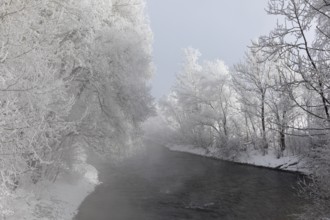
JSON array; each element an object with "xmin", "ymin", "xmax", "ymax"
[{"xmin": 0, "ymin": 0, "xmax": 153, "ymax": 217}]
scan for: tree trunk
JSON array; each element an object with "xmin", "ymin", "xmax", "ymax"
[
  {"xmin": 319, "ymin": 87, "xmax": 330, "ymax": 121},
  {"xmin": 280, "ymin": 110, "xmax": 287, "ymax": 157},
  {"xmin": 223, "ymin": 117, "xmax": 228, "ymax": 137},
  {"xmin": 244, "ymin": 112, "xmax": 250, "ymax": 142},
  {"xmin": 261, "ymin": 91, "xmax": 268, "ymax": 155},
  {"xmin": 279, "ymin": 128, "xmax": 286, "ymax": 158}
]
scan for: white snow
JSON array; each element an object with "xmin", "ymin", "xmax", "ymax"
[
  {"xmin": 167, "ymin": 144, "xmax": 310, "ymax": 174},
  {"xmin": 7, "ymin": 146, "xmax": 99, "ymax": 220},
  {"xmin": 236, "ymin": 149, "xmax": 310, "ymax": 174},
  {"xmin": 168, "ymin": 144, "xmax": 208, "ymax": 156}
]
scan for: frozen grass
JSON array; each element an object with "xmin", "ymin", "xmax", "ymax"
[{"xmin": 167, "ymin": 144, "xmax": 310, "ymax": 174}]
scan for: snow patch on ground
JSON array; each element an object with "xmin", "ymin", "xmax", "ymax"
[
  {"xmin": 168, "ymin": 144, "xmax": 208, "ymax": 156},
  {"xmin": 167, "ymin": 144, "xmax": 310, "ymax": 174},
  {"xmin": 236, "ymin": 149, "xmax": 309, "ymax": 174},
  {"xmin": 7, "ymin": 146, "xmax": 99, "ymax": 220}
]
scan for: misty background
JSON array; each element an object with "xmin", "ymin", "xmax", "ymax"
[{"xmin": 146, "ymin": 0, "xmax": 278, "ymax": 99}]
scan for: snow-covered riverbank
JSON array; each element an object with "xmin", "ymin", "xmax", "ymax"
[
  {"xmin": 167, "ymin": 144, "xmax": 310, "ymax": 175},
  {"xmin": 7, "ymin": 147, "xmax": 99, "ymax": 220}
]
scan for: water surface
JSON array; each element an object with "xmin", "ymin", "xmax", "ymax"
[{"xmin": 75, "ymin": 144, "xmax": 306, "ymax": 220}]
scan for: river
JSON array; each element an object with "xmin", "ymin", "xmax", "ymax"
[{"xmin": 75, "ymin": 144, "xmax": 307, "ymax": 220}]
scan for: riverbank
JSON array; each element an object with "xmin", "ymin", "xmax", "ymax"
[
  {"xmin": 7, "ymin": 147, "xmax": 99, "ymax": 220},
  {"xmin": 167, "ymin": 144, "xmax": 310, "ymax": 175}
]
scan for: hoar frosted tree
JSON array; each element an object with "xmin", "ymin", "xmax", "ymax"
[
  {"xmin": 0, "ymin": 0, "xmax": 153, "ymax": 217},
  {"xmin": 253, "ymin": 0, "xmax": 330, "ymax": 218},
  {"xmin": 160, "ymin": 48, "xmax": 237, "ymax": 155}
]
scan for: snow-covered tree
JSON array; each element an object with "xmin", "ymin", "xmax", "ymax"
[
  {"xmin": 233, "ymin": 51, "xmax": 273, "ymax": 154},
  {"xmin": 0, "ymin": 1, "xmax": 77, "ymax": 216},
  {"xmin": 66, "ymin": 0, "xmax": 154, "ymax": 157},
  {"xmin": 160, "ymin": 48, "xmax": 236, "ymax": 152},
  {"xmin": 253, "ymin": 0, "xmax": 330, "ymax": 218},
  {"xmin": 0, "ymin": 0, "xmax": 154, "ymax": 217},
  {"xmin": 266, "ymin": 64, "xmax": 298, "ymax": 157},
  {"xmin": 256, "ymin": 0, "xmax": 330, "ymax": 124}
]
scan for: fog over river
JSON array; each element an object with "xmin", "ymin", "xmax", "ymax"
[{"xmin": 75, "ymin": 142, "xmax": 307, "ymax": 220}]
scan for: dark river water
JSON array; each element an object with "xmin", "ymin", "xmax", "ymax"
[{"xmin": 75, "ymin": 144, "xmax": 307, "ymax": 220}]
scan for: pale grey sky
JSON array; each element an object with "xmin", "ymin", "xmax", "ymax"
[{"xmin": 146, "ymin": 1, "xmax": 278, "ymax": 99}]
